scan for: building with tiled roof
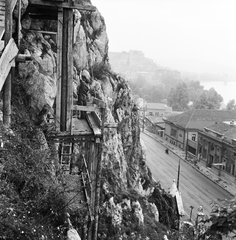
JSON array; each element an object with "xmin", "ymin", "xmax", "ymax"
[
  {"xmin": 163, "ymin": 109, "xmax": 236, "ymax": 180},
  {"xmin": 198, "ymin": 120, "xmax": 236, "ymax": 180},
  {"xmin": 163, "ymin": 109, "xmax": 236, "ymax": 155},
  {"xmin": 145, "ymin": 103, "xmax": 173, "ymax": 118}
]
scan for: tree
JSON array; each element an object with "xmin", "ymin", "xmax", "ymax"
[
  {"xmin": 193, "ymin": 88, "xmax": 223, "ymax": 110},
  {"xmin": 199, "ymin": 198, "xmax": 236, "ymax": 239},
  {"xmin": 186, "ymin": 80, "xmax": 204, "ymax": 104},
  {"xmin": 226, "ymin": 99, "xmax": 236, "ymax": 110},
  {"xmin": 167, "ymin": 83, "xmax": 189, "ymax": 111}
]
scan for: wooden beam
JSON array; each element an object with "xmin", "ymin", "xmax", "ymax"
[
  {"xmin": 93, "ymin": 108, "xmax": 105, "ymax": 240},
  {"xmin": 91, "ymin": 112, "xmax": 101, "ymax": 127},
  {"xmin": 0, "ymin": 38, "xmax": 18, "ymax": 90},
  {"xmin": 29, "ymin": 29, "xmax": 57, "ymax": 35},
  {"xmin": 17, "ymin": 0, "xmax": 21, "ymax": 46},
  {"xmin": 66, "ymin": 8, "xmax": 73, "ymax": 132},
  {"xmin": 104, "ymin": 123, "xmax": 118, "ymax": 128},
  {"xmin": 3, "ymin": 0, "xmax": 13, "ymax": 127},
  {"xmin": 16, "ymin": 54, "xmax": 33, "ymax": 62},
  {"xmin": 0, "ymin": 40, "xmax": 3, "ymax": 51},
  {"xmin": 0, "ymin": 27, "xmax": 4, "ymax": 39},
  {"xmin": 56, "ymin": 9, "xmax": 63, "ymax": 131},
  {"xmin": 10, "ymin": 0, "xmax": 18, "ymax": 13},
  {"xmin": 73, "ymin": 105, "xmax": 100, "ymax": 112},
  {"xmin": 29, "ymin": 0, "xmax": 96, "ymax": 11},
  {"xmin": 86, "ymin": 112, "xmax": 101, "ymax": 136}
]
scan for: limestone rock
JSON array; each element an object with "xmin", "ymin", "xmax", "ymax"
[
  {"xmin": 73, "ymin": 23, "xmax": 88, "ymax": 70},
  {"xmin": 18, "ymin": 29, "xmax": 57, "ymax": 113},
  {"xmin": 67, "ymin": 228, "xmax": 81, "ymax": 240},
  {"xmin": 132, "ymin": 200, "xmax": 144, "ymax": 224},
  {"xmin": 149, "ymin": 202, "xmax": 159, "ymax": 222}
]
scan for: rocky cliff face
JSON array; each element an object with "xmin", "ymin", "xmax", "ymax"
[
  {"xmin": 2, "ymin": 1, "xmax": 177, "ymax": 239},
  {"xmin": 18, "ymin": 1, "xmax": 151, "ymax": 195}
]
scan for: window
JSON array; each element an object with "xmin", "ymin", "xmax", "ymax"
[
  {"xmin": 222, "ymin": 158, "xmax": 227, "ymax": 171},
  {"xmin": 155, "ymin": 112, "xmax": 159, "ymax": 116},
  {"xmin": 149, "ymin": 112, "xmax": 153, "ymax": 116},
  {"xmin": 231, "ymin": 164, "xmax": 235, "ymax": 176},
  {"xmin": 192, "ymin": 134, "xmax": 196, "ymax": 141},
  {"xmin": 171, "ymin": 128, "xmax": 177, "ymax": 138},
  {"xmin": 210, "ymin": 144, "xmax": 214, "ymax": 151}
]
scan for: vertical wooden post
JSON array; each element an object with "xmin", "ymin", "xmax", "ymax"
[
  {"xmin": 66, "ymin": 8, "xmax": 73, "ymax": 132},
  {"xmin": 56, "ymin": 8, "xmax": 63, "ymax": 131},
  {"xmin": 87, "ymin": 142, "xmax": 96, "ymax": 240},
  {"xmin": 3, "ymin": 0, "xmax": 13, "ymax": 127},
  {"xmin": 17, "ymin": 0, "xmax": 21, "ymax": 46},
  {"xmin": 93, "ymin": 108, "xmax": 105, "ymax": 240},
  {"xmin": 61, "ymin": 8, "xmax": 73, "ymax": 132},
  {"xmin": 60, "ymin": 8, "xmax": 67, "ymax": 132}
]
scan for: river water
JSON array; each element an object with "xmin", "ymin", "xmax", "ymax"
[{"xmin": 201, "ymin": 81, "xmax": 236, "ymax": 106}]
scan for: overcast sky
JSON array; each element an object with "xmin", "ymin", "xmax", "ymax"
[{"xmin": 92, "ymin": 0, "xmax": 236, "ymax": 77}]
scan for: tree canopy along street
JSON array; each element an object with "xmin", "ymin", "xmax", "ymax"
[{"xmin": 141, "ymin": 132, "xmax": 233, "ymax": 221}]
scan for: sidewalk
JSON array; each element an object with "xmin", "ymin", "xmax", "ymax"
[{"xmin": 144, "ymin": 130, "xmax": 236, "ymax": 197}]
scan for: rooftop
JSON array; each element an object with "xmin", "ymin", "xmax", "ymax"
[
  {"xmin": 146, "ymin": 103, "xmax": 167, "ymax": 110},
  {"xmin": 165, "ymin": 109, "xmax": 236, "ymax": 130},
  {"xmin": 205, "ymin": 122, "xmax": 236, "ymax": 140}
]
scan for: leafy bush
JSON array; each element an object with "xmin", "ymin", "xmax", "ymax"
[{"xmin": 0, "ymin": 121, "xmax": 68, "ymax": 239}]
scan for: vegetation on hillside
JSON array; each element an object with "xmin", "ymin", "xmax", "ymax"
[{"xmin": 109, "ymin": 51, "xmax": 233, "ymax": 110}]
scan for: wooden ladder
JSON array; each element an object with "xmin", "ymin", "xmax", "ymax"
[
  {"xmin": 81, "ymin": 172, "xmax": 93, "ymax": 221},
  {"xmin": 60, "ymin": 142, "xmax": 73, "ymax": 172}
]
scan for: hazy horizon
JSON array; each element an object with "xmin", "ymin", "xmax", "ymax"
[{"xmin": 92, "ymin": 0, "xmax": 236, "ymax": 78}]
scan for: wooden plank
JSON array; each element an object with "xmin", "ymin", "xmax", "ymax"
[
  {"xmin": 17, "ymin": 0, "xmax": 21, "ymax": 46},
  {"xmin": 0, "ymin": 40, "xmax": 4, "ymax": 51},
  {"xmin": 91, "ymin": 111, "xmax": 101, "ymax": 127},
  {"xmin": 86, "ymin": 112, "xmax": 101, "ymax": 136},
  {"xmin": 29, "ymin": 29, "xmax": 57, "ymax": 35},
  {"xmin": 60, "ymin": 8, "xmax": 67, "ymax": 131},
  {"xmin": 56, "ymin": 9, "xmax": 63, "ymax": 131},
  {"xmin": 73, "ymin": 105, "xmax": 99, "ymax": 112},
  {"xmin": 10, "ymin": 0, "xmax": 18, "ymax": 13},
  {"xmin": 29, "ymin": 0, "xmax": 96, "ymax": 11},
  {"xmin": 0, "ymin": 39, "xmax": 18, "ymax": 91},
  {"xmin": 3, "ymin": 0, "xmax": 13, "ymax": 127},
  {"xmin": 66, "ymin": 8, "xmax": 73, "ymax": 132},
  {"xmin": 0, "ymin": 27, "xmax": 4, "ymax": 40},
  {"xmin": 104, "ymin": 123, "xmax": 118, "ymax": 128}
]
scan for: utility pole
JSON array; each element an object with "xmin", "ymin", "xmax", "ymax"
[
  {"xmin": 177, "ymin": 158, "xmax": 181, "ymax": 190},
  {"xmin": 185, "ymin": 131, "xmax": 188, "ymax": 160},
  {"xmin": 142, "ymin": 111, "xmax": 145, "ymax": 131}
]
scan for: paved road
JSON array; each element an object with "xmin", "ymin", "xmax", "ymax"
[{"xmin": 141, "ymin": 133, "xmax": 233, "ymax": 220}]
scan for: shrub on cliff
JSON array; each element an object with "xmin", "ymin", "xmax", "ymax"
[{"xmin": 0, "ymin": 121, "xmax": 69, "ymax": 239}]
